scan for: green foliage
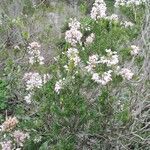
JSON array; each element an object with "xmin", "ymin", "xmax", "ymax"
[
  {"xmin": 0, "ymin": 80, "xmax": 7, "ymax": 110},
  {"xmin": 79, "ymin": 2, "xmax": 88, "ymax": 14},
  {"xmin": 22, "ymin": 0, "xmax": 35, "ymax": 16},
  {"xmin": 119, "ymin": 4, "xmax": 145, "ymax": 26}
]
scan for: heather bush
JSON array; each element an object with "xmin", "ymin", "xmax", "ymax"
[{"xmin": 0, "ymin": 0, "xmax": 149, "ymax": 150}]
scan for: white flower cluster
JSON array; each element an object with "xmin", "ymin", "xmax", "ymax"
[
  {"xmin": 121, "ymin": 21, "xmax": 134, "ymax": 28},
  {"xmin": 85, "ymin": 54, "xmax": 99, "ymax": 73},
  {"xmin": 90, "ymin": 0, "xmax": 143, "ymax": 31},
  {"xmin": 92, "ymin": 70, "xmax": 112, "ymax": 85},
  {"xmin": 24, "ymin": 72, "xmax": 50, "ymax": 103},
  {"xmin": 24, "ymin": 41, "xmax": 50, "ymax": 103},
  {"xmin": 130, "ymin": 45, "xmax": 140, "ymax": 55},
  {"xmin": 67, "ymin": 48, "xmax": 80, "ymax": 67},
  {"xmin": 90, "ymin": 1, "xmax": 119, "ymax": 22},
  {"xmin": 86, "ymin": 49, "xmax": 134, "ymax": 85},
  {"xmin": 23, "ymin": 72, "xmax": 42, "ymax": 104},
  {"xmin": 55, "ymin": 79, "xmax": 64, "ymax": 94},
  {"xmin": 115, "ymin": 0, "xmax": 145, "ymax": 7},
  {"xmin": 85, "ymin": 26, "xmax": 91, "ymax": 31},
  {"xmin": 85, "ymin": 33, "xmax": 95, "ymax": 45},
  {"xmin": 65, "ymin": 18, "xmax": 83, "ymax": 46},
  {"xmin": 90, "ymin": 0, "xmax": 107, "ymax": 20},
  {"xmin": 68, "ymin": 18, "xmax": 81, "ymax": 30},
  {"xmin": 119, "ymin": 68, "xmax": 134, "ymax": 80},
  {"xmin": 14, "ymin": 45, "xmax": 20, "ymax": 50},
  {"xmin": 34, "ymin": 136, "xmax": 42, "ymax": 143},
  {"xmin": 115, "ymin": 0, "xmax": 127, "ymax": 7},
  {"xmin": 27, "ymin": 42, "xmax": 44, "ymax": 65},
  {"xmin": 0, "ymin": 140, "xmax": 12, "ymax": 150},
  {"xmin": 106, "ymin": 14, "xmax": 119, "ymax": 22},
  {"xmin": 100, "ymin": 49, "xmax": 119, "ymax": 67},
  {"xmin": 23, "ymin": 72, "xmax": 43, "ymax": 91},
  {"xmin": 55, "ymin": 19, "xmax": 83, "ymax": 94},
  {"xmin": 55, "ymin": 11, "xmax": 137, "ymax": 95},
  {"xmin": 85, "ymin": 49, "xmax": 119, "ymax": 85},
  {"xmin": 0, "ymin": 131, "xmax": 29, "ymax": 149},
  {"xmin": 13, "ymin": 130, "xmax": 29, "ymax": 147},
  {"xmin": 24, "ymin": 93, "xmax": 32, "ymax": 104}
]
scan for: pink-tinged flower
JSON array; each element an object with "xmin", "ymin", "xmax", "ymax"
[
  {"xmin": 0, "ymin": 141, "xmax": 12, "ymax": 150},
  {"xmin": 28, "ymin": 42, "xmax": 44, "ymax": 65},
  {"xmin": 91, "ymin": 0, "xmax": 107, "ymax": 20},
  {"xmin": 13, "ymin": 130, "xmax": 29, "ymax": 147},
  {"xmin": 65, "ymin": 19, "xmax": 82, "ymax": 46},
  {"xmin": 23, "ymin": 72, "xmax": 43, "ymax": 91},
  {"xmin": 65, "ymin": 28, "xmax": 82, "ymax": 46},
  {"xmin": 92, "ymin": 70, "xmax": 112, "ymax": 85},
  {"xmin": 119, "ymin": 68, "xmax": 134, "ymax": 80},
  {"xmin": 68, "ymin": 18, "xmax": 81, "ymax": 30},
  {"xmin": 23, "ymin": 72, "xmax": 50, "ymax": 103}
]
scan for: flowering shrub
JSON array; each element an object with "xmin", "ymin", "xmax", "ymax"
[
  {"xmin": 26, "ymin": 1, "xmax": 148, "ymax": 149},
  {"xmin": 0, "ymin": 0, "xmax": 149, "ymax": 149}
]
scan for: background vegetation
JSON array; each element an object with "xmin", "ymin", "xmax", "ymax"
[{"xmin": 0, "ymin": 0, "xmax": 149, "ymax": 149}]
